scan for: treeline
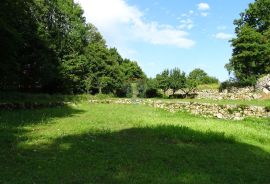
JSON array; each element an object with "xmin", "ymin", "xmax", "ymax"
[
  {"xmin": 0, "ymin": 0, "xmax": 145, "ymax": 95},
  {"xmin": 137, "ymin": 68, "xmax": 219, "ymax": 98}
]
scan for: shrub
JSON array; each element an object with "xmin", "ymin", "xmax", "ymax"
[
  {"xmin": 219, "ymin": 80, "xmax": 253, "ymax": 92},
  {"xmin": 115, "ymin": 83, "xmax": 133, "ymax": 98},
  {"xmin": 145, "ymin": 88, "xmax": 162, "ymax": 98}
]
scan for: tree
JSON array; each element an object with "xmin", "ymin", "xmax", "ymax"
[
  {"xmin": 0, "ymin": 0, "xmax": 146, "ymax": 95},
  {"xmin": 97, "ymin": 76, "xmax": 111, "ymax": 94},
  {"xmin": 156, "ymin": 69, "xmax": 170, "ymax": 95},
  {"xmin": 227, "ymin": 0, "xmax": 270, "ymax": 85},
  {"xmin": 169, "ymin": 68, "xmax": 186, "ymax": 95},
  {"xmin": 121, "ymin": 59, "xmax": 146, "ymax": 81},
  {"xmin": 188, "ymin": 68, "xmax": 219, "ymax": 85}
]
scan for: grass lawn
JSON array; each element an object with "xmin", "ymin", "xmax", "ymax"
[{"xmin": 1, "ymin": 102, "xmax": 270, "ymax": 183}]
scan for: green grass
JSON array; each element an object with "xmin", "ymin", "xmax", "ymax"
[
  {"xmin": 1, "ymin": 102, "xmax": 270, "ymax": 183},
  {"xmin": 197, "ymin": 83, "xmax": 220, "ymax": 90}
]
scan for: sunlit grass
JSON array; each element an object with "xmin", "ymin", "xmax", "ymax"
[{"xmin": 1, "ymin": 103, "xmax": 270, "ymax": 183}]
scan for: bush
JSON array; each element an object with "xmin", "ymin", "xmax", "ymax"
[
  {"xmin": 137, "ymin": 79, "xmax": 147, "ymax": 98},
  {"xmin": 145, "ymin": 88, "xmax": 161, "ymax": 98},
  {"xmin": 219, "ymin": 80, "xmax": 253, "ymax": 92},
  {"xmin": 115, "ymin": 83, "xmax": 133, "ymax": 98}
]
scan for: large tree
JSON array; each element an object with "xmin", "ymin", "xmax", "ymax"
[
  {"xmin": 0, "ymin": 0, "xmax": 146, "ymax": 95},
  {"xmin": 169, "ymin": 68, "xmax": 186, "ymax": 95},
  {"xmin": 156, "ymin": 69, "xmax": 170, "ymax": 95},
  {"xmin": 227, "ymin": 0, "xmax": 270, "ymax": 85}
]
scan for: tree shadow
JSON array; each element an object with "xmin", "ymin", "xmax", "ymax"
[
  {"xmin": 0, "ymin": 105, "xmax": 85, "ymax": 183},
  {"xmin": 1, "ymin": 124, "xmax": 270, "ymax": 184}
]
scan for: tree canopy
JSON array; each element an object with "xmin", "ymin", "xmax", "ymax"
[
  {"xmin": 226, "ymin": 0, "xmax": 270, "ymax": 85},
  {"xmin": 0, "ymin": 0, "xmax": 145, "ymax": 95},
  {"xmin": 188, "ymin": 68, "xmax": 219, "ymax": 85}
]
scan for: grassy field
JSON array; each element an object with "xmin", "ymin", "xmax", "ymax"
[{"xmin": 1, "ymin": 102, "xmax": 270, "ymax": 183}]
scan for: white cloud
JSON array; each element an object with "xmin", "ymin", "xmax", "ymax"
[
  {"xmin": 198, "ymin": 3, "xmax": 210, "ymax": 11},
  {"xmin": 75, "ymin": 0, "xmax": 195, "ymax": 49},
  {"xmin": 178, "ymin": 19, "xmax": 194, "ymax": 30},
  {"xmin": 214, "ymin": 32, "xmax": 234, "ymax": 40}
]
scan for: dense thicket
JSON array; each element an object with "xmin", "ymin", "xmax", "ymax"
[
  {"xmin": 0, "ymin": 0, "xmax": 145, "ymax": 95},
  {"xmin": 226, "ymin": 0, "xmax": 270, "ymax": 85}
]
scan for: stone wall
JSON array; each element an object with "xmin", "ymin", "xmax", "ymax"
[
  {"xmin": 256, "ymin": 74, "xmax": 270, "ymax": 94},
  {"xmin": 89, "ymin": 99, "xmax": 270, "ymax": 120},
  {"xmin": 167, "ymin": 87, "xmax": 262, "ymax": 100},
  {"xmin": 196, "ymin": 87, "xmax": 262, "ymax": 100}
]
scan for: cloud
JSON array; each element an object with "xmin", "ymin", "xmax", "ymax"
[
  {"xmin": 198, "ymin": 3, "xmax": 210, "ymax": 11},
  {"xmin": 75, "ymin": 0, "xmax": 195, "ymax": 49},
  {"xmin": 178, "ymin": 19, "xmax": 194, "ymax": 30},
  {"xmin": 214, "ymin": 32, "xmax": 234, "ymax": 40}
]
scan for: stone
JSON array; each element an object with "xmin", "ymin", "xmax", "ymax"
[
  {"xmin": 216, "ymin": 113, "xmax": 223, "ymax": 119},
  {"xmin": 234, "ymin": 117, "xmax": 244, "ymax": 121},
  {"xmin": 263, "ymin": 88, "xmax": 270, "ymax": 94},
  {"xmin": 256, "ymin": 74, "xmax": 270, "ymax": 91}
]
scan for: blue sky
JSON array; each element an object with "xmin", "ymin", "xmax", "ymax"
[{"xmin": 76, "ymin": 0, "xmax": 254, "ymax": 81}]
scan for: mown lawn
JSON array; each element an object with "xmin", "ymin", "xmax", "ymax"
[{"xmin": 1, "ymin": 102, "xmax": 270, "ymax": 183}]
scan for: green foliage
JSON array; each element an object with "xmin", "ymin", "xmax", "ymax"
[
  {"xmin": 169, "ymin": 68, "xmax": 186, "ymax": 95},
  {"xmin": 0, "ymin": 0, "xmax": 146, "ymax": 95},
  {"xmin": 227, "ymin": 0, "xmax": 270, "ymax": 84},
  {"xmin": 136, "ymin": 78, "xmax": 161, "ymax": 98},
  {"xmin": 122, "ymin": 59, "xmax": 146, "ymax": 81},
  {"xmin": 137, "ymin": 79, "xmax": 148, "ymax": 98},
  {"xmin": 219, "ymin": 80, "xmax": 254, "ymax": 92},
  {"xmin": 155, "ymin": 68, "xmax": 218, "ymax": 98},
  {"xmin": 115, "ymin": 82, "xmax": 133, "ymax": 98},
  {"xmin": 156, "ymin": 69, "xmax": 170, "ymax": 94},
  {"xmin": 188, "ymin": 68, "xmax": 219, "ymax": 85},
  {"xmin": 145, "ymin": 78, "xmax": 161, "ymax": 98}
]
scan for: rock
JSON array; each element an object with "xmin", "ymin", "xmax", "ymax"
[
  {"xmin": 263, "ymin": 88, "xmax": 270, "ymax": 94},
  {"xmin": 234, "ymin": 117, "xmax": 244, "ymax": 121},
  {"xmin": 235, "ymin": 113, "xmax": 242, "ymax": 118},
  {"xmin": 216, "ymin": 113, "xmax": 223, "ymax": 119},
  {"xmin": 256, "ymin": 74, "xmax": 270, "ymax": 91}
]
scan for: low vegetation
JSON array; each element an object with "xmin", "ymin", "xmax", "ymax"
[{"xmin": 1, "ymin": 103, "xmax": 270, "ymax": 183}]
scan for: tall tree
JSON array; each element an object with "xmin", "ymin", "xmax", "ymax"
[
  {"xmin": 156, "ymin": 69, "xmax": 170, "ymax": 95},
  {"xmin": 0, "ymin": 0, "xmax": 146, "ymax": 95},
  {"xmin": 227, "ymin": 0, "xmax": 270, "ymax": 85}
]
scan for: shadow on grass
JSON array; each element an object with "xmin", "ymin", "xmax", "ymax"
[
  {"xmin": 1, "ymin": 121, "xmax": 270, "ymax": 183},
  {"xmin": 0, "ymin": 105, "xmax": 85, "ymax": 184}
]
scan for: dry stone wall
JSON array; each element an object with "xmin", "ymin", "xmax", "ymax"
[
  {"xmin": 196, "ymin": 87, "xmax": 262, "ymax": 100},
  {"xmin": 256, "ymin": 74, "xmax": 270, "ymax": 94},
  {"xmin": 89, "ymin": 99, "xmax": 270, "ymax": 120}
]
